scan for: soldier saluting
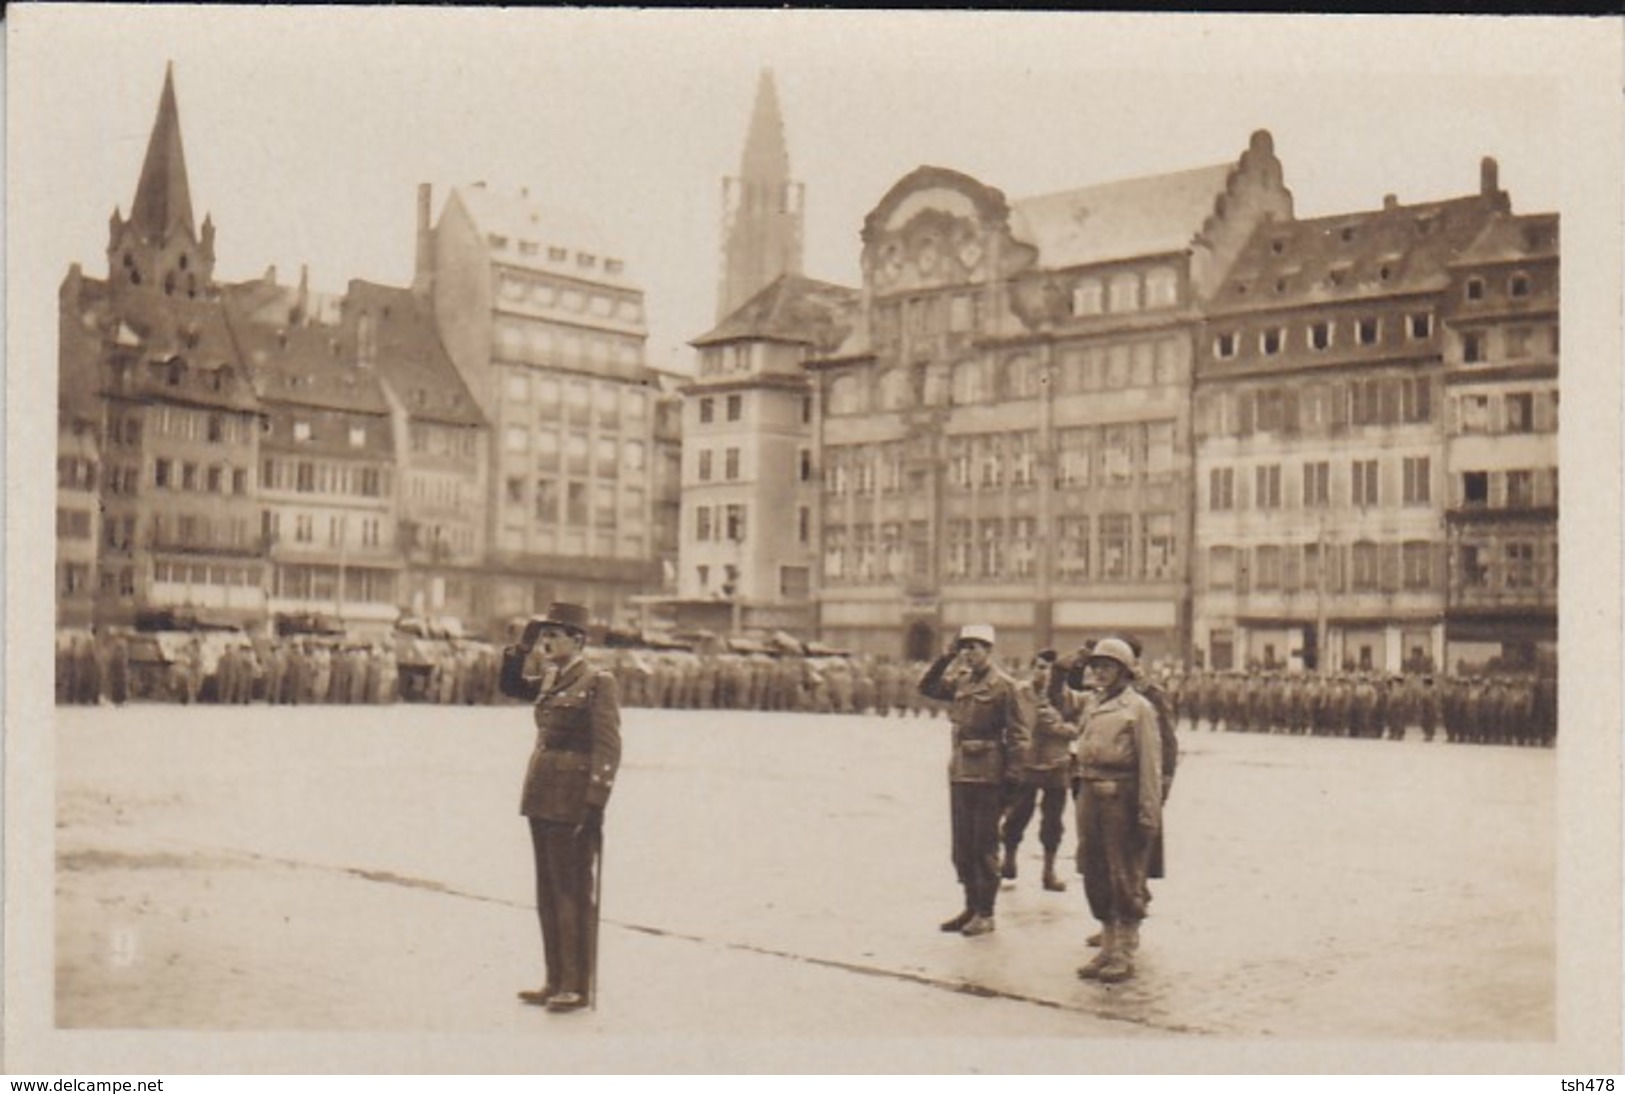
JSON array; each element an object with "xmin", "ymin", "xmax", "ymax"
[
  {"xmin": 919, "ymin": 624, "xmax": 1032, "ymax": 937},
  {"xmin": 499, "ymin": 602, "xmax": 622, "ymax": 1014}
]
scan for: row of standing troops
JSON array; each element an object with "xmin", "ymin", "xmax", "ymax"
[
  {"xmin": 920, "ymin": 627, "xmax": 1175, "ymax": 985},
  {"xmin": 602, "ymin": 651, "xmax": 942, "ymax": 717},
  {"xmin": 1166, "ymin": 671, "xmax": 1556, "ymax": 746},
  {"xmin": 55, "ymin": 630, "xmax": 504, "ymax": 707}
]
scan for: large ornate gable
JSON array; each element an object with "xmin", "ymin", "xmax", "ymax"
[{"xmin": 860, "ymin": 166, "xmax": 1029, "ymax": 300}]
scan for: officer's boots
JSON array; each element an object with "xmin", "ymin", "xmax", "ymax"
[
  {"xmin": 1076, "ymin": 923, "xmax": 1113, "ymax": 979},
  {"xmin": 1042, "ymin": 848, "xmax": 1067, "ymax": 892},
  {"xmin": 939, "ymin": 908, "xmax": 975, "ymax": 933}
]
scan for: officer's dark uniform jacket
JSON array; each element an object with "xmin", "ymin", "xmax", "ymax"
[
  {"xmin": 919, "ymin": 658, "xmax": 1031, "ymax": 783},
  {"xmin": 500, "ymin": 650, "xmax": 621, "ymax": 824}
]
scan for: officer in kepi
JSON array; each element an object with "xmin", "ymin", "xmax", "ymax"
[
  {"xmin": 918, "ymin": 623, "xmax": 1031, "ymax": 937},
  {"xmin": 499, "ymin": 602, "xmax": 622, "ymax": 1013}
]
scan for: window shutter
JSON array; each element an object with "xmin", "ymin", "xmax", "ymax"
[
  {"xmin": 1490, "ymin": 395, "xmax": 1507, "ymax": 434},
  {"xmin": 1236, "ymin": 547, "xmax": 1250, "ymax": 594},
  {"xmin": 1330, "ymin": 384, "xmax": 1350, "ymax": 427},
  {"xmin": 1445, "ymin": 395, "xmax": 1459, "ymax": 435},
  {"xmin": 1534, "ymin": 391, "xmax": 1557, "ymax": 433},
  {"xmin": 1379, "ymin": 379, "xmax": 1401, "ymax": 425},
  {"xmin": 1236, "ymin": 471, "xmax": 1251, "ymax": 510},
  {"xmin": 1282, "ymin": 389, "xmax": 1300, "ymax": 434},
  {"xmin": 1380, "ymin": 543, "xmax": 1401, "ymax": 591},
  {"xmin": 1237, "ymin": 393, "xmax": 1255, "ymax": 437},
  {"xmin": 1435, "ymin": 542, "xmax": 1449, "ymax": 591}
]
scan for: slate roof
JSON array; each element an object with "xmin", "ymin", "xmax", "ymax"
[
  {"xmin": 345, "ymin": 280, "xmax": 486, "ymax": 428},
  {"xmin": 1452, "ymin": 212, "xmax": 1559, "ymax": 268},
  {"xmin": 1209, "ymin": 191, "xmax": 1506, "ymax": 316},
  {"xmin": 690, "ymin": 273, "xmax": 858, "ymax": 350},
  {"xmin": 226, "ymin": 301, "xmax": 390, "ymax": 418},
  {"xmin": 1008, "ymin": 162, "xmax": 1236, "ymax": 268}
]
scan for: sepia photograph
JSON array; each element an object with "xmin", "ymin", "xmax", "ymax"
[{"xmin": 6, "ymin": 6, "xmax": 1622, "ymax": 1076}]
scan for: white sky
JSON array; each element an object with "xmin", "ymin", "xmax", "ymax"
[{"xmin": 6, "ymin": 9, "xmax": 1603, "ymax": 376}]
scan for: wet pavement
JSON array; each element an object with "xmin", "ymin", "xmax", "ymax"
[{"xmin": 47, "ymin": 703, "xmax": 1563, "ymax": 1069}]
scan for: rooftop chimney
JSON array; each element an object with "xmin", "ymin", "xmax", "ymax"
[
  {"xmin": 413, "ymin": 182, "xmax": 434, "ymax": 298},
  {"xmin": 1383, "ymin": 194, "xmax": 1398, "ymax": 210},
  {"xmin": 1481, "ymin": 157, "xmax": 1499, "ymax": 196}
]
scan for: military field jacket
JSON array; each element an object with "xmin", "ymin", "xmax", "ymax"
[
  {"xmin": 1074, "ymin": 686, "xmax": 1163, "ymax": 833},
  {"xmin": 500, "ymin": 648, "xmax": 622, "ymax": 824},
  {"xmin": 918, "ymin": 655, "xmax": 1032, "ymax": 784}
]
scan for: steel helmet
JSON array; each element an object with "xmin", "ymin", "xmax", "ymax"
[{"xmin": 1086, "ymin": 637, "xmax": 1137, "ymax": 674}]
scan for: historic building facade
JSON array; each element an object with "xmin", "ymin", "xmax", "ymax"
[
  {"xmin": 58, "ymin": 67, "xmax": 269, "ymax": 629},
  {"xmin": 806, "ymin": 134, "xmax": 1292, "ymax": 660},
  {"xmin": 682, "ymin": 275, "xmax": 857, "ymax": 634},
  {"xmin": 345, "ymin": 280, "xmax": 488, "ymax": 626},
  {"xmin": 1440, "ymin": 211, "xmax": 1559, "ymax": 672},
  {"xmin": 417, "ymin": 182, "xmax": 665, "ymax": 627},
  {"xmin": 1192, "ymin": 162, "xmax": 1510, "ymax": 673}
]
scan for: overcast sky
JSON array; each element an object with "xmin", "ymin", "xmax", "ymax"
[{"xmin": 8, "ymin": 9, "xmax": 1608, "ymax": 377}]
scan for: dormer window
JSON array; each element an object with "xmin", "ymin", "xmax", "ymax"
[
  {"xmin": 1466, "ymin": 277, "xmax": 1486, "ymax": 302},
  {"xmin": 577, "ymin": 253, "xmax": 597, "ymax": 269},
  {"xmin": 548, "ymin": 246, "xmax": 568, "ymax": 262},
  {"xmin": 1270, "ymin": 237, "xmax": 1287, "ymax": 255},
  {"xmin": 1509, "ymin": 272, "xmax": 1531, "ymax": 298},
  {"xmin": 1356, "ymin": 318, "xmax": 1381, "ymax": 346},
  {"xmin": 1214, "ymin": 331, "xmax": 1239, "ymax": 360},
  {"xmin": 487, "ymin": 234, "xmax": 509, "ymax": 251},
  {"xmin": 1327, "ymin": 265, "xmax": 1350, "ymax": 288},
  {"xmin": 1260, "ymin": 327, "xmax": 1285, "ymax": 356},
  {"xmin": 1309, "ymin": 321, "xmax": 1333, "ymax": 351},
  {"xmin": 1340, "ymin": 225, "xmax": 1357, "ymax": 243},
  {"xmin": 1408, "ymin": 312, "xmax": 1434, "ymax": 340}
]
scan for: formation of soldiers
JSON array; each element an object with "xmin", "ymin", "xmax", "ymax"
[
  {"xmin": 55, "ymin": 627, "xmax": 1555, "ymax": 749},
  {"xmin": 1165, "ymin": 670, "xmax": 1557, "ymax": 747}
]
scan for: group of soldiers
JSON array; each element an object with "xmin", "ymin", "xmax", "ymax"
[
  {"xmin": 52, "ymin": 628, "xmax": 503, "ymax": 708},
  {"xmin": 1165, "ymin": 670, "xmax": 1557, "ymax": 747}
]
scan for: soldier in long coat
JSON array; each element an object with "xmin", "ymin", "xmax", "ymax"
[
  {"xmin": 919, "ymin": 624, "xmax": 1031, "ymax": 938},
  {"xmin": 500, "ymin": 602, "xmax": 621, "ymax": 1014}
]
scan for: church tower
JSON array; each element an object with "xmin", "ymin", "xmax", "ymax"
[
  {"xmin": 716, "ymin": 69, "xmax": 804, "ymax": 321},
  {"xmin": 106, "ymin": 63, "xmax": 216, "ymax": 302}
]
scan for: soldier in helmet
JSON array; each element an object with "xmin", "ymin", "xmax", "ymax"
[
  {"xmin": 1070, "ymin": 638, "xmax": 1163, "ymax": 984},
  {"xmin": 500, "ymin": 602, "xmax": 622, "ymax": 1013},
  {"xmin": 998, "ymin": 650, "xmax": 1076, "ymax": 892},
  {"xmin": 918, "ymin": 624, "xmax": 1031, "ymax": 938}
]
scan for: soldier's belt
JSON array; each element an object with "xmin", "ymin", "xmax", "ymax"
[{"xmin": 541, "ymin": 737, "xmax": 592, "ymax": 753}]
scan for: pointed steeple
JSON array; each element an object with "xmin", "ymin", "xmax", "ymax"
[
  {"xmin": 130, "ymin": 63, "xmax": 197, "ymax": 248},
  {"xmin": 717, "ymin": 69, "xmax": 805, "ymax": 321},
  {"xmin": 739, "ymin": 69, "xmax": 791, "ymax": 185}
]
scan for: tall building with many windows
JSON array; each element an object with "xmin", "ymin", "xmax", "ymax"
[
  {"xmin": 1192, "ymin": 161, "xmax": 1511, "ymax": 673},
  {"xmin": 682, "ymin": 274, "xmax": 857, "ymax": 634},
  {"xmin": 807, "ymin": 133, "xmax": 1291, "ymax": 659},
  {"xmin": 418, "ymin": 182, "xmax": 665, "ymax": 628},
  {"xmin": 1440, "ymin": 210, "xmax": 1559, "ymax": 672}
]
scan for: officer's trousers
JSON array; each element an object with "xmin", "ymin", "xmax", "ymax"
[
  {"xmin": 1075, "ymin": 778, "xmax": 1151, "ymax": 925},
  {"xmin": 529, "ymin": 819, "xmax": 597, "ymax": 995},
  {"xmin": 1000, "ymin": 781, "xmax": 1067, "ymax": 853},
  {"xmin": 950, "ymin": 782, "xmax": 1002, "ymax": 916}
]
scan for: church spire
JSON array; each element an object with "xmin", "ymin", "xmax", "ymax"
[
  {"xmin": 717, "ymin": 69, "xmax": 805, "ymax": 322},
  {"xmin": 739, "ymin": 68, "xmax": 791, "ymax": 185},
  {"xmin": 129, "ymin": 63, "xmax": 197, "ymax": 248}
]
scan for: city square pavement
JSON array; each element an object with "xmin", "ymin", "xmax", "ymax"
[{"xmin": 49, "ymin": 702, "xmax": 1561, "ymax": 1071}]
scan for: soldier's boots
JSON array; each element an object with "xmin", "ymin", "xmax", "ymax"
[
  {"xmin": 1085, "ymin": 930, "xmax": 1104, "ymax": 948},
  {"xmin": 1077, "ymin": 924, "xmax": 1114, "ymax": 979},
  {"xmin": 960, "ymin": 914, "xmax": 996, "ymax": 937},
  {"xmin": 1042, "ymin": 849, "xmax": 1067, "ymax": 892},
  {"xmin": 1118, "ymin": 920, "xmax": 1140, "ymax": 955},
  {"xmin": 939, "ymin": 909, "xmax": 975, "ymax": 933},
  {"xmin": 517, "ymin": 984, "xmax": 559, "ymax": 1007},
  {"xmin": 999, "ymin": 847, "xmax": 1018, "ymax": 880},
  {"xmin": 1093, "ymin": 921, "xmax": 1136, "ymax": 983}
]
